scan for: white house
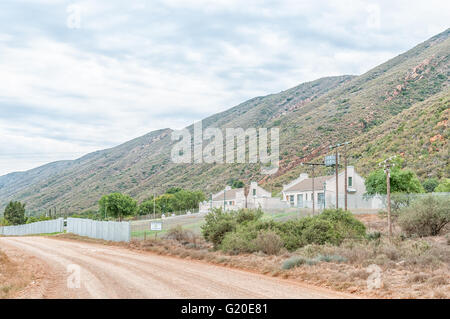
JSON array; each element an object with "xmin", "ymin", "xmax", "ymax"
[
  {"xmin": 282, "ymin": 166, "xmax": 367, "ymax": 209},
  {"xmin": 199, "ymin": 181, "xmax": 287, "ymax": 211}
]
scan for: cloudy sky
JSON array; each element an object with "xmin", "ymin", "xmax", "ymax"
[{"xmin": 0, "ymin": 0, "xmax": 448, "ymax": 175}]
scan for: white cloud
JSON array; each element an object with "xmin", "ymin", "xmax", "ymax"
[{"xmin": 0, "ymin": 0, "xmax": 449, "ymax": 175}]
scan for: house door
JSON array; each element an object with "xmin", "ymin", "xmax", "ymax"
[
  {"xmin": 318, "ymin": 193, "xmax": 324, "ymax": 208},
  {"xmin": 297, "ymin": 194, "xmax": 303, "ymax": 208}
]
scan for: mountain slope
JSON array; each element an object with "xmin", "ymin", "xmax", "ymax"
[
  {"xmin": 351, "ymin": 92, "xmax": 449, "ymax": 178},
  {"xmin": 0, "ymin": 29, "xmax": 449, "ymax": 214},
  {"xmin": 0, "ymin": 76, "xmax": 352, "ymax": 213}
]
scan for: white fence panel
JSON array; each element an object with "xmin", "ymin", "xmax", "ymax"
[
  {"xmin": 0, "ymin": 218, "xmax": 64, "ymax": 236},
  {"xmin": 66, "ymin": 218, "xmax": 130, "ymax": 242}
]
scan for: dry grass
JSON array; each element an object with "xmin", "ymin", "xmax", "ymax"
[
  {"xmin": 127, "ymin": 214, "xmax": 450, "ymax": 299},
  {"xmin": 0, "ymin": 249, "xmax": 33, "ymax": 299},
  {"xmin": 52, "ymin": 214, "xmax": 450, "ymax": 299}
]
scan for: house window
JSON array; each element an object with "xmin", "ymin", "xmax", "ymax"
[
  {"xmin": 348, "ymin": 177, "xmax": 353, "ymax": 187},
  {"xmin": 253, "ymin": 189, "xmax": 256, "ymax": 196},
  {"xmin": 305, "ymin": 193, "xmax": 308, "ymax": 201},
  {"xmin": 289, "ymin": 195, "xmax": 294, "ymax": 206}
]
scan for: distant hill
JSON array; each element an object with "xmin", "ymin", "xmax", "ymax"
[{"xmin": 0, "ymin": 29, "xmax": 448, "ymax": 214}]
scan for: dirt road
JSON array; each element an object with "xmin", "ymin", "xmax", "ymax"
[{"xmin": 0, "ymin": 237, "xmax": 352, "ymax": 299}]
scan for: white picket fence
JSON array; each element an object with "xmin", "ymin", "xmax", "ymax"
[
  {"xmin": 0, "ymin": 218, "xmax": 64, "ymax": 236},
  {"xmin": 67, "ymin": 218, "xmax": 130, "ymax": 242}
]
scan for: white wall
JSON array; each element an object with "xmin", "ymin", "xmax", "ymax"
[
  {"xmin": 0, "ymin": 218, "xmax": 64, "ymax": 236},
  {"xmin": 67, "ymin": 218, "xmax": 130, "ymax": 242}
]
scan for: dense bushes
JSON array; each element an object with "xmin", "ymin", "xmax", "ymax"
[
  {"xmin": 3, "ymin": 201, "xmax": 26, "ymax": 225},
  {"xmin": 398, "ymin": 196, "xmax": 449, "ymax": 237},
  {"xmin": 138, "ymin": 189, "xmax": 205, "ymax": 215},
  {"xmin": 202, "ymin": 209, "xmax": 237, "ymax": 248},
  {"xmin": 202, "ymin": 208, "xmax": 366, "ymax": 254}
]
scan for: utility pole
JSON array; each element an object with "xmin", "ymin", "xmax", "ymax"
[
  {"xmin": 329, "ymin": 141, "xmax": 351, "ymax": 210},
  {"xmin": 344, "ymin": 147, "xmax": 348, "ymax": 211},
  {"xmin": 335, "ymin": 149, "xmax": 339, "ymax": 209},
  {"xmin": 223, "ymin": 189, "xmax": 226, "ymax": 211},
  {"xmin": 301, "ymin": 162, "xmax": 326, "ymax": 215},
  {"xmin": 380, "ymin": 156, "xmax": 396, "ymax": 238},
  {"xmin": 210, "ymin": 193, "xmax": 213, "ymax": 211},
  {"xmin": 244, "ymin": 186, "xmax": 249, "ymax": 209},
  {"xmin": 386, "ymin": 165, "xmax": 391, "ymax": 237},
  {"xmin": 312, "ymin": 165, "xmax": 315, "ymax": 214},
  {"xmin": 153, "ymin": 193, "xmax": 156, "ymax": 219}
]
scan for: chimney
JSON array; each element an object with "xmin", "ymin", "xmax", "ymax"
[{"xmin": 299, "ymin": 173, "xmax": 308, "ymax": 180}]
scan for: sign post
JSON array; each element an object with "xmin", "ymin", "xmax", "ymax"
[{"xmin": 151, "ymin": 221, "xmax": 163, "ymax": 239}]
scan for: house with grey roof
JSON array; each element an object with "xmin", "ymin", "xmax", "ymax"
[
  {"xmin": 199, "ymin": 181, "xmax": 286, "ymax": 211},
  {"xmin": 282, "ymin": 166, "xmax": 367, "ymax": 209}
]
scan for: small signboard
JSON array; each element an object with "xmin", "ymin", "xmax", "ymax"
[
  {"xmin": 151, "ymin": 222, "xmax": 163, "ymax": 231},
  {"xmin": 325, "ymin": 154, "xmax": 340, "ymax": 166}
]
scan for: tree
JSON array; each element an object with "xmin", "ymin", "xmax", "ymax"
[
  {"xmin": 435, "ymin": 179, "xmax": 450, "ymax": 192},
  {"xmin": 227, "ymin": 179, "xmax": 244, "ymax": 189},
  {"xmin": 4, "ymin": 201, "xmax": 27, "ymax": 225},
  {"xmin": 99, "ymin": 193, "xmax": 137, "ymax": 221},
  {"xmin": 26, "ymin": 214, "xmax": 51, "ymax": 224},
  {"xmin": 138, "ymin": 195, "xmax": 161, "ymax": 216},
  {"xmin": 365, "ymin": 168, "xmax": 424, "ymax": 195},
  {"xmin": 422, "ymin": 178, "xmax": 439, "ymax": 193},
  {"xmin": 166, "ymin": 187, "xmax": 182, "ymax": 194},
  {"xmin": 156, "ymin": 193, "xmax": 175, "ymax": 214}
]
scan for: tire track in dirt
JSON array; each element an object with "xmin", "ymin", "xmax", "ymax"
[{"xmin": 0, "ymin": 237, "xmax": 353, "ymax": 299}]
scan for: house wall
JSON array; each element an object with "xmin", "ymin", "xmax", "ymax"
[
  {"xmin": 283, "ymin": 190, "xmax": 326, "ymax": 208},
  {"xmin": 324, "ymin": 166, "xmax": 366, "ymax": 195},
  {"xmin": 281, "ymin": 167, "xmax": 367, "ymax": 209}
]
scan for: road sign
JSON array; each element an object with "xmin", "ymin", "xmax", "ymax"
[
  {"xmin": 325, "ymin": 154, "xmax": 340, "ymax": 166},
  {"xmin": 151, "ymin": 222, "xmax": 162, "ymax": 231}
]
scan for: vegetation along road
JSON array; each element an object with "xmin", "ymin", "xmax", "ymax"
[{"xmin": 0, "ymin": 236, "xmax": 354, "ymax": 299}]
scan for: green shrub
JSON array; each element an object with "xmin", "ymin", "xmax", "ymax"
[
  {"xmin": 235, "ymin": 208, "xmax": 264, "ymax": 224},
  {"xmin": 318, "ymin": 209, "xmax": 366, "ymax": 239},
  {"xmin": 253, "ymin": 230, "xmax": 284, "ymax": 255},
  {"xmin": 300, "ymin": 219, "xmax": 340, "ymax": 246},
  {"xmin": 435, "ymin": 179, "xmax": 450, "ymax": 192},
  {"xmin": 202, "ymin": 208, "xmax": 265, "ymax": 249},
  {"xmin": 201, "ymin": 208, "xmax": 237, "ymax": 249},
  {"xmin": 205, "ymin": 208, "xmax": 366, "ymax": 254},
  {"xmin": 220, "ymin": 231, "xmax": 256, "ymax": 254},
  {"xmin": 398, "ymin": 196, "xmax": 450, "ymax": 236},
  {"xmin": 220, "ymin": 220, "xmax": 275, "ymax": 254},
  {"xmin": 422, "ymin": 178, "xmax": 439, "ymax": 193},
  {"xmin": 273, "ymin": 218, "xmax": 312, "ymax": 251},
  {"xmin": 281, "ymin": 256, "xmax": 308, "ymax": 269},
  {"xmin": 315, "ymin": 254, "xmax": 347, "ymax": 263}
]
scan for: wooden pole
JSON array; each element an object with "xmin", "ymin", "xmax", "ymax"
[
  {"xmin": 386, "ymin": 164, "xmax": 392, "ymax": 238},
  {"xmin": 312, "ymin": 165, "xmax": 315, "ymax": 215},
  {"xmin": 335, "ymin": 150, "xmax": 339, "ymax": 209},
  {"xmin": 153, "ymin": 194, "xmax": 156, "ymax": 219},
  {"xmin": 344, "ymin": 152, "xmax": 348, "ymax": 211}
]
